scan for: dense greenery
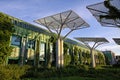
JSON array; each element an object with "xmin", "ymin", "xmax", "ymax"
[
  {"xmin": 64, "ymin": 43, "xmax": 71, "ymax": 66},
  {"xmin": 63, "ymin": 43, "xmax": 105, "ymax": 67},
  {"xmin": 23, "ymin": 65, "xmax": 120, "ymax": 80},
  {"xmin": 23, "ymin": 76, "xmax": 96, "ymax": 80},
  {"xmin": 0, "ymin": 13, "xmax": 14, "ymax": 65},
  {"xmin": 0, "ymin": 65, "xmax": 31, "ymax": 80},
  {"xmin": 1, "ymin": 64, "xmax": 120, "ymax": 80},
  {"xmin": 0, "ymin": 12, "xmax": 112, "ymax": 80}
]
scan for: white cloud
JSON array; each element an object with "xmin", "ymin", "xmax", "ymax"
[
  {"xmin": 98, "ymin": 45, "xmax": 120, "ymax": 50},
  {"xmin": 98, "ymin": 45, "xmax": 120, "ymax": 55}
]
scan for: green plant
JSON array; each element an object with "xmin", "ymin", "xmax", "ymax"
[
  {"xmin": 0, "ymin": 13, "xmax": 14, "ymax": 65},
  {"xmin": 64, "ymin": 54, "xmax": 71, "ymax": 66},
  {"xmin": 0, "ymin": 65, "xmax": 31, "ymax": 80},
  {"xmin": 72, "ymin": 46, "xmax": 79, "ymax": 65},
  {"xmin": 64, "ymin": 42, "xmax": 71, "ymax": 66}
]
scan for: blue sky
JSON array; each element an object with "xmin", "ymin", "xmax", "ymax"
[{"xmin": 1, "ymin": 0, "xmax": 120, "ymax": 55}]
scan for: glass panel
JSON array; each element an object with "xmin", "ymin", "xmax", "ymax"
[
  {"xmin": 27, "ymin": 40, "xmax": 35, "ymax": 49},
  {"xmin": 50, "ymin": 43, "xmax": 54, "ymax": 61},
  {"xmin": 50, "ymin": 43, "xmax": 53, "ymax": 53},
  {"xmin": 39, "ymin": 42, "xmax": 45, "ymax": 61},
  {"xmin": 27, "ymin": 49, "xmax": 34, "ymax": 60},
  {"xmin": 11, "ymin": 35, "xmax": 21, "ymax": 46},
  {"xmin": 9, "ymin": 47, "xmax": 20, "ymax": 59}
]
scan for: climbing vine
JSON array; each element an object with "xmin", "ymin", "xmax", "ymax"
[{"xmin": 0, "ymin": 13, "xmax": 14, "ymax": 65}]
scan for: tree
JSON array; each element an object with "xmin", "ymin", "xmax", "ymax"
[{"xmin": 0, "ymin": 13, "xmax": 14, "ymax": 65}]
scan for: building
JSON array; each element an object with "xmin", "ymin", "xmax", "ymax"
[
  {"xmin": 102, "ymin": 51, "xmax": 116, "ymax": 65},
  {"xmin": 0, "ymin": 12, "xmax": 105, "ymax": 67}
]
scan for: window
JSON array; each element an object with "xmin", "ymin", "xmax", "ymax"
[
  {"xmin": 27, "ymin": 39, "xmax": 35, "ymax": 49},
  {"xmin": 39, "ymin": 42, "xmax": 45, "ymax": 61},
  {"xmin": 10, "ymin": 47, "xmax": 20, "ymax": 59},
  {"xmin": 14, "ymin": 20, "xmax": 18, "ymax": 25},
  {"xmin": 11, "ymin": 35, "xmax": 21, "ymax": 46},
  {"xmin": 50, "ymin": 43, "xmax": 53, "ymax": 53}
]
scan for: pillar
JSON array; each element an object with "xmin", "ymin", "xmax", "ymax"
[
  {"xmin": 60, "ymin": 39, "xmax": 64, "ymax": 67},
  {"xmin": 56, "ymin": 38, "xmax": 64, "ymax": 68},
  {"xmin": 45, "ymin": 38, "xmax": 49, "ymax": 66},
  {"xmin": 56, "ymin": 38, "xmax": 61, "ymax": 68},
  {"xmin": 19, "ymin": 37, "xmax": 26, "ymax": 66},
  {"xmin": 90, "ymin": 49, "xmax": 96, "ymax": 68},
  {"xmin": 34, "ymin": 40, "xmax": 40, "ymax": 68}
]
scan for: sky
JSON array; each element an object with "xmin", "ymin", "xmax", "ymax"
[{"xmin": 1, "ymin": 0, "xmax": 120, "ymax": 55}]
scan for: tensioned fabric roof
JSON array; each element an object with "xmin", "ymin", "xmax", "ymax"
[
  {"xmin": 34, "ymin": 10, "xmax": 89, "ymax": 35},
  {"xmin": 113, "ymin": 38, "xmax": 120, "ymax": 45},
  {"xmin": 87, "ymin": 0, "xmax": 120, "ymax": 28},
  {"xmin": 75, "ymin": 37, "xmax": 109, "ymax": 43}
]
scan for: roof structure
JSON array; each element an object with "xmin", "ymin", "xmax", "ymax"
[
  {"xmin": 75, "ymin": 37, "xmax": 109, "ymax": 43},
  {"xmin": 113, "ymin": 38, "xmax": 120, "ymax": 45},
  {"xmin": 75, "ymin": 37, "xmax": 109, "ymax": 49},
  {"xmin": 87, "ymin": 0, "xmax": 120, "ymax": 28},
  {"xmin": 34, "ymin": 10, "xmax": 90, "ymax": 68},
  {"xmin": 34, "ymin": 10, "xmax": 89, "ymax": 39},
  {"xmin": 75, "ymin": 37, "xmax": 109, "ymax": 68}
]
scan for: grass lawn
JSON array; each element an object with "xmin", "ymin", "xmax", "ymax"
[
  {"xmin": 23, "ymin": 76, "xmax": 96, "ymax": 80},
  {"xmin": 23, "ymin": 76, "xmax": 120, "ymax": 80}
]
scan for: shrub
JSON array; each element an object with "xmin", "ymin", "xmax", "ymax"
[
  {"xmin": 112, "ymin": 64, "xmax": 120, "ymax": 68},
  {"xmin": 64, "ymin": 54, "xmax": 71, "ymax": 66},
  {"xmin": 0, "ymin": 65, "xmax": 31, "ymax": 80}
]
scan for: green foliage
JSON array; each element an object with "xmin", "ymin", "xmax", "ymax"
[
  {"xmin": 23, "ymin": 76, "xmax": 96, "ymax": 80},
  {"xmin": 87, "ymin": 67, "xmax": 120, "ymax": 80},
  {"xmin": 64, "ymin": 54, "xmax": 71, "ymax": 66},
  {"xmin": 0, "ymin": 65, "xmax": 31, "ymax": 80},
  {"xmin": 24, "ymin": 65, "xmax": 89, "ymax": 78},
  {"xmin": 64, "ymin": 43, "xmax": 71, "ymax": 66},
  {"xmin": 0, "ymin": 13, "xmax": 14, "ymax": 65},
  {"xmin": 97, "ymin": 52, "xmax": 105, "ymax": 65},
  {"xmin": 82, "ymin": 50, "xmax": 91, "ymax": 65},
  {"xmin": 112, "ymin": 64, "xmax": 120, "ymax": 68},
  {"xmin": 63, "ymin": 43, "xmax": 69, "ymax": 54},
  {"xmin": 20, "ymin": 65, "xmax": 120, "ymax": 80},
  {"xmin": 48, "ymin": 35, "xmax": 58, "ymax": 67},
  {"xmin": 49, "ymin": 34, "xmax": 57, "ymax": 43},
  {"xmin": 71, "ymin": 46, "xmax": 79, "ymax": 65}
]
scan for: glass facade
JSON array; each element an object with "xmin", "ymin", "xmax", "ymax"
[{"xmin": 27, "ymin": 49, "xmax": 34, "ymax": 60}]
